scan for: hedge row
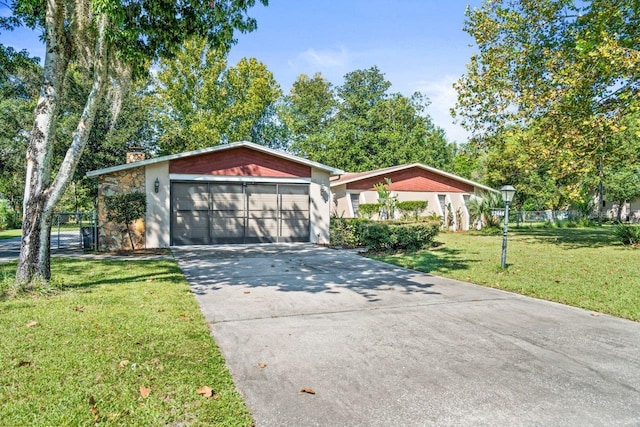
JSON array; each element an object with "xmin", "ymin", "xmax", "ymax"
[{"xmin": 330, "ymin": 218, "xmax": 439, "ymax": 252}]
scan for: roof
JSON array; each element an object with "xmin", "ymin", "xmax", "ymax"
[
  {"xmin": 86, "ymin": 141, "xmax": 345, "ymax": 177},
  {"xmin": 330, "ymin": 163, "xmax": 498, "ymax": 193}
]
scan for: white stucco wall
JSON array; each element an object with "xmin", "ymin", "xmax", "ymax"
[
  {"xmin": 310, "ymin": 168, "xmax": 332, "ymax": 244},
  {"xmin": 330, "ymin": 189, "xmax": 474, "ymax": 231},
  {"xmin": 145, "ymin": 161, "xmax": 170, "ymax": 248}
]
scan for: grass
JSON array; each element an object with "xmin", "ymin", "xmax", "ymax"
[
  {"xmin": 373, "ymin": 226, "xmax": 640, "ymax": 321},
  {"xmin": 0, "ymin": 258, "xmax": 252, "ymax": 426},
  {"xmin": 0, "ymin": 228, "xmax": 21, "ymax": 240}
]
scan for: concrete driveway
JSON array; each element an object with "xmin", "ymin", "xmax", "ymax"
[{"xmin": 173, "ymin": 244, "xmax": 640, "ymax": 426}]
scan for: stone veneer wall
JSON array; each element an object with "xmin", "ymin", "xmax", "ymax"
[{"xmin": 97, "ymin": 167, "xmax": 146, "ymax": 251}]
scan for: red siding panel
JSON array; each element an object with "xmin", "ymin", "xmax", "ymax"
[
  {"xmin": 346, "ymin": 167, "xmax": 474, "ymax": 193},
  {"xmin": 169, "ymin": 147, "xmax": 312, "ymax": 178}
]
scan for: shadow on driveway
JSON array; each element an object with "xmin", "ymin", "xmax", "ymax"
[{"xmin": 173, "ymin": 243, "xmax": 640, "ymax": 426}]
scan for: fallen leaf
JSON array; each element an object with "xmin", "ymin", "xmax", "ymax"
[
  {"xmin": 179, "ymin": 314, "xmax": 188, "ymax": 320},
  {"xmin": 90, "ymin": 407, "xmax": 99, "ymax": 421},
  {"xmin": 118, "ymin": 360, "xmax": 130, "ymax": 368},
  {"xmin": 26, "ymin": 321, "xmax": 38, "ymax": 327},
  {"xmin": 139, "ymin": 386, "xmax": 151, "ymax": 398},
  {"xmin": 554, "ymin": 280, "xmax": 561, "ymax": 283},
  {"xmin": 300, "ymin": 388, "xmax": 316, "ymax": 395},
  {"xmin": 258, "ymin": 362, "xmax": 267, "ymax": 368},
  {"xmin": 197, "ymin": 385, "xmax": 214, "ymax": 398},
  {"xmin": 73, "ymin": 306, "xmax": 84, "ymax": 312}
]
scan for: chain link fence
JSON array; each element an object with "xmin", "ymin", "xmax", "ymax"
[{"xmin": 53, "ymin": 211, "xmax": 97, "ymax": 250}]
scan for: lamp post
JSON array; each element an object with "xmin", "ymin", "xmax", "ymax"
[{"xmin": 500, "ymin": 185, "xmax": 516, "ymax": 268}]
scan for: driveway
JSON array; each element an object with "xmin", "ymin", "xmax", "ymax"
[{"xmin": 173, "ymin": 244, "xmax": 640, "ymax": 426}]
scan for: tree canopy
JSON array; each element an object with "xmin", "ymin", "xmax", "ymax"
[
  {"xmin": 151, "ymin": 37, "xmax": 282, "ymax": 154},
  {"xmin": 454, "ymin": 0, "xmax": 640, "ymax": 204},
  {"xmin": 282, "ymin": 67, "xmax": 455, "ymax": 172}
]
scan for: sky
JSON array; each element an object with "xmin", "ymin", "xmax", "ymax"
[{"xmin": 1, "ymin": 0, "xmax": 483, "ymax": 144}]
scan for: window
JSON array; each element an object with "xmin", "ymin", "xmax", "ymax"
[{"xmin": 350, "ymin": 193, "xmax": 360, "ymax": 216}]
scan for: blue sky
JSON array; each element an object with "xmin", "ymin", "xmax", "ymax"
[{"xmin": 1, "ymin": 0, "xmax": 482, "ymax": 143}]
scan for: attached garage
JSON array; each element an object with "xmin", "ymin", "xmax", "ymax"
[
  {"xmin": 171, "ymin": 182, "xmax": 310, "ymax": 244},
  {"xmin": 87, "ymin": 141, "xmax": 343, "ymax": 251}
]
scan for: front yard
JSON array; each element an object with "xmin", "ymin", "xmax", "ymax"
[
  {"xmin": 0, "ymin": 258, "xmax": 252, "ymax": 426},
  {"xmin": 374, "ymin": 227, "xmax": 640, "ymax": 321}
]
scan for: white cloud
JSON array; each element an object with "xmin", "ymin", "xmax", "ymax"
[
  {"xmin": 412, "ymin": 75, "xmax": 470, "ymax": 144},
  {"xmin": 297, "ymin": 45, "xmax": 350, "ymax": 68}
]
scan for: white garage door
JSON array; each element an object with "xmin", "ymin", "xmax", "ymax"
[{"xmin": 171, "ymin": 182, "xmax": 310, "ymax": 245}]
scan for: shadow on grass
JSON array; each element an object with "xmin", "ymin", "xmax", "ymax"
[
  {"xmin": 374, "ymin": 246, "xmax": 477, "ymax": 276},
  {"xmin": 511, "ymin": 227, "xmax": 619, "ymax": 249},
  {"xmin": 0, "ymin": 258, "xmax": 185, "ymax": 300}
]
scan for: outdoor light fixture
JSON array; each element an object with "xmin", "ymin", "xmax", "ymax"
[
  {"xmin": 154, "ymin": 178, "xmax": 160, "ymax": 194},
  {"xmin": 500, "ymin": 185, "xmax": 516, "ymax": 268}
]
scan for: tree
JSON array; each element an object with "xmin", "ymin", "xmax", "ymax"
[
  {"xmin": 282, "ymin": 67, "xmax": 455, "ymax": 172},
  {"xmin": 0, "ymin": 45, "xmax": 40, "ymax": 213},
  {"xmin": 152, "ymin": 37, "xmax": 282, "ymax": 154},
  {"xmin": 454, "ymin": 0, "xmax": 640, "ymax": 203},
  {"xmin": 2, "ymin": 0, "xmax": 267, "ymax": 289}
]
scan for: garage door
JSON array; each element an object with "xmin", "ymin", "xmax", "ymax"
[{"xmin": 171, "ymin": 182, "xmax": 310, "ymax": 245}]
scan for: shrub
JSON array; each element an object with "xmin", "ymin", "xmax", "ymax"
[
  {"xmin": 0, "ymin": 200, "xmax": 20, "ymax": 231},
  {"xmin": 614, "ymin": 224, "xmax": 640, "ymax": 246},
  {"xmin": 358, "ymin": 203, "xmax": 380, "ymax": 219},
  {"xmin": 362, "ymin": 221, "xmax": 440, "ymax": 252},
  {"xmin": 104, "ymin": 192, "xmax": 146, "ymax": 250},
  {"xmin": 396, "ymin": 200, "xmax": 427, "ymax": 220},
  {"xmin": 330, "ymin": 217, "xmax": 369, "ymax": 248}
]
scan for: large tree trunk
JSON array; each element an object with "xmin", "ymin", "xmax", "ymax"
[
  {"xmin": 16, "ymin": 9, "xmax": 109, "ymax": 289},
  {"xmin": 16, "ymin": 0, "xmax": 68, "ymax": 287}
]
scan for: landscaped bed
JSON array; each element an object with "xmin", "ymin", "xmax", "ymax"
[
  {"xmin": 0, "ymin": 258, "xmax": 252, "ymax": 426},
  {"xmin": 373, "ymin": 227, "xmax": 640, "ymax": 321}
]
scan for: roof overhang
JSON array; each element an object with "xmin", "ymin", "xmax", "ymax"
[
  {"xmin": 86, "ymin": 141, "xmax": 345, "ymax": 178},
  {"xmin": 329, "ymin": 163, "xmax": 498, "ymax": 193}
]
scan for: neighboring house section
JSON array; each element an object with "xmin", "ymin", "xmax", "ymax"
[
  {"xmin": 603, "ymin": 199, "xmax": 640, "ymax": 223},
  {"xmin": 330, "ymin": 164, "xmax": 498, "ymax": 231},
  {"xmin": 87, "ymin": 141, "xmax": 343, "ymax": 250}
]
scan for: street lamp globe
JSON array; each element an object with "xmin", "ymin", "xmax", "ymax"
[{"xmin": 500, "ymin": 185, "xmax": 516, "ymax": 204}]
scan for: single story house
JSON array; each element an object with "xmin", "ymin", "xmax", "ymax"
[
  {"xmin": 330, "ymin": 163, "xmax": 498, "ymax": 231},
  {"xmin": 86, "ymin": 141, "xmax": 343, "ymax": 250},
  {"xmin": 603, "ymin": 199, "xmax": 640, "ymax": 223}
]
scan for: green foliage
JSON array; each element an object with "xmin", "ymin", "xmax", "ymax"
[
  {"xmin": 0, "ymin": 200, "xmax": 20, "ymax": 230},
  {"xmin": 454, "ymin": 0, "xmax": 640, "ymax": 207},
  {"xmin": 281, "ymin": 67, "xmax": 455, "ymax": 172},
  {"xmin": 105, "ymin": 192, "xmax": 146, "ymax": 250},
  {"xmin": 357, "ymin": 203, "xmax": 380, "ymax": 219},
  {"xmin": 152, "ymin": 38, "xmax": 283, "ymax": 154},
  {"xmin": 329, "ymin": 217, "xmax": 368, "ymax": 248},
  {"xmin": 362, "ymin": 222, "xmax": 440, "ymax": 252},
  {"xmin": 613, "ymin": 224, "xmax": 640, "ymax": 246},
  {"xmin": 373, "ymin": 178, "xmax": 397, "ymax": 220},
  {"xmin": 467, "ymin": 193, "xmax": 503, "ymax": 229},
  {"xmin": 396, "ymin": 201, "xmax": 428, "ymax": 220}
]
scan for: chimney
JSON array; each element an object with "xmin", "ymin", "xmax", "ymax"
[{"xmin": 126, "ymin": 147, "xmax": 146, "ymax": 164}]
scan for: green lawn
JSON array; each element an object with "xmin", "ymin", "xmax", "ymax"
[
  {"xmin": 374, "ymin": 227, "xmax": 640, "ymax": 321},
  {"xmin": 0, "ymin": 229, "xmax": 21, "ymax": 240},
  {"xmin": 0, "ymin": 258, "xmax": 252, "ymax": 426}
]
